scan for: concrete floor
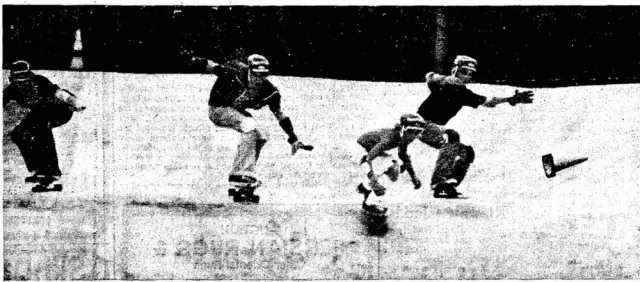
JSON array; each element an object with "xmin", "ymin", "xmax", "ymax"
[{"xmin": 3, "ymin": 71, "xmax": 640, "ymax": 279}]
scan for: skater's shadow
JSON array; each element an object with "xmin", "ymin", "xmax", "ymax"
[{"xmin": 357, "ymin": 211, "xmax": 390, "ymax": 237}]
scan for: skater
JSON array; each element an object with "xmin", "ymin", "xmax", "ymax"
[
  {"xmin": 3, "ymin": 60, "xmax": 86, "ymax": 192},
  {"xmin": 188, "ymin": 53, "xmax": 312, "ymax": 200},
  {"xmin": 355, "ymin": 113, "xmax": 426, "ymax": 214},
  {"xmin": 416, "ymin": 55, "xmax": 534, "ymax": 198}
]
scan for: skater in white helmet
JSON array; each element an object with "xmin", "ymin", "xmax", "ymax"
[{"xmin": 416, "ymin": 55, "xmax": 534, "ymax": 198}]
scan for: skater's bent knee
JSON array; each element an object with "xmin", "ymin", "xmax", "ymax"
[
  {"xmin": 240, "ymin": 118, "xmax": 257, "ymax": 133},
  {"xmin": 444, "ymin": 129, "xmax": 460, "ymax": 144}
]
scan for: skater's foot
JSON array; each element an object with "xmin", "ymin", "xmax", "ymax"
[
  {"xmin": 31, "ymin": 178, "xmax": 62, "ymax": 193},
  {"xmin": 356, "ymin": 183, "xmax": 371, "ymax": 195},
  {"xmin": 357, "ymin": 183, "xmax": 373, "ymax": 203},
  {"xmin": 25, "ymin": 173, "xmax": 57, "ymax": 183},
  {"xmin": 229, "ymin": 174, "xmax": 262, "ymax": 189},
  {"xmin": 430, "ymin": 178, "xmax": 458, "ymax": 190},
  {"xmin": 362, "ymin": 202, "xmax": 388, "ymax": 215},
  {"xmin": 432, "ymin": 179, "xmax": 461, "ymax": 198},
  {"xmin": 433, "ymin": 187, "xmax": 463, "ymax": 198}
]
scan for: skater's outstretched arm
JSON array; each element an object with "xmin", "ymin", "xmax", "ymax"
[
  {"xmin": 483, "ymin": 90, "xmax": 535, "ymax": 108},
  {"xmin": 398, "ymin": 144, "xmax": 421, "ymax": 189}
]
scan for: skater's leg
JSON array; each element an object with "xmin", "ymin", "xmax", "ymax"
[
  {"xmin": 31, "ymin": 109, "xmax": 73, "ymax": 178},
  {"xmin": 230, "ymin": 129, "xmax": 260, "ymax": 177},
  {"xmin": 10, "ymin": 111, "xmax": 48, "ymax": 174},
  {"xmin": 358, "ymin": 155, "xmax": 395, "ymax": 213},
  {"xmin": 11, "ymin": 123, "xmax": 38, "ymax": 173},
  {"xmin": 209, "ymin": 106, "xmax": 262, "ymax": 183},
  {"xmin": 255, "ymin": 130, "xmax": 268, "ymax": 162},
  {"xmin": 417, "ymin": 121, "xmax": 447, "ymax": 149},
  {"xmin": 430, "ymin": 142, "xmax": 475, "ymax": 197}
]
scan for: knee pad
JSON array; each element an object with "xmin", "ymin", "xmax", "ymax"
[{"xmin": 444, "ymin": 129, "xmax": 460, "ymax": 144}]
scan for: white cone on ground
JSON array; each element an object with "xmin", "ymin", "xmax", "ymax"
[
  {"xmin": 542, "ymin": 140, "xmax": 589, "ymax": 178},
  {"xmin": 70, "ymin": 29, "xmax": 84, "ymax": 70}
]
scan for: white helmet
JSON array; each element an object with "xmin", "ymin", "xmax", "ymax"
[{"xmin": 452, "ymin": 55, "xmax": 477, "ymax": 83}]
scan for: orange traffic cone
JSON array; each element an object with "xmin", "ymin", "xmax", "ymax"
[
  {"xmin": 70, "ymin": 29, "xmax": 83, "ymax": 70},
  {"xmin": 542, "ymin": 141, "xmax": 589, "ymax": 178}
]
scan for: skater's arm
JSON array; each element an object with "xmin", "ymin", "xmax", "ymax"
[
  {"xmin": 483, "ymin": 90, "xmax": 535, "ymax": 108},
  {"xmin": 188, "ymin": 56, "xmax": 227, "ymax": 75},
  {"xmin": 482, "ymin": 95, "xmax": 510, "ymax": 107},
  {"xmin": 269, "ymin": 93, "xmax": 298, "ymax": 144},
  {"xmin": 398, "ymin": 145, "xmax": 419, "ymax": 183},
  {"xmin": 366, "ymin": 138, "xmax": 396, "ymax": 172},
  {"xmin": 3, "ymin": 86, "xmax": 14, "ymax": 107},
  {"xmin": 55, "ymin": 89, "xmax": 86, "ymax": 111}
]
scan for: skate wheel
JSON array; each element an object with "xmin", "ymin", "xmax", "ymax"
[
  {"xmin": 228, "ymin": 188, "xmax": 236, "ymax": 196},
  {"xmin": 251, "ymin": 195, "xmax": 260, "ymax": 204},
  {"xmin": 51, "ymin": 184, "xmax": 63, "ymax": 192}
]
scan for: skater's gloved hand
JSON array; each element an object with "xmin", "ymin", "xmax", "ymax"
[
  {"xmin": 72, "ymin": 105, "xmax": 87, "ymax": 112},
  {"xmin": 508, "ymin": 90, "xmax": 534, "ymax": 106},
  {"xmin": 412, "ymin": 178, "xmax": 422, "ymax": 190},
  {"xmin": 290, "ymin": 140, "xmax": 314, "ymax": 155}
]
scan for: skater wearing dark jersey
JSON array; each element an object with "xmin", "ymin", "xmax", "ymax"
[
  {"xmin": 188, "ymin": 53, "xmax": 313, "ymax": 199},
  {"xmin": 3, "ymin": 60, "xmax": 86, "ymax": 192},
  {"xmin": 355, "ymin": 114, "xmax": 426, "ymax": 214},
  {"xmin": 416, "ymin": 55, "xmax": 534, "ymax": 198}
]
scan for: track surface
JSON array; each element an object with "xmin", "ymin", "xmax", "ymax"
[{"xmin": 3, "ymin": 71, "xmax": 640, "ymax": 279}]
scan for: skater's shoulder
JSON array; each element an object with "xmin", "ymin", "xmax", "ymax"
[
  {"xmin": 30, "ymin": 73, "xmax": 50, "ymax": 82},
  {"xmin": 425, "ymin": 72, "xmax": 447, "ymax": 84},
  {"xmin": 442, "ymin": 75, "xmax": 466, "ymax": 87},
  {"xmin": 215, "ymin": 61, "xmax": 247, "ymax": 78}
]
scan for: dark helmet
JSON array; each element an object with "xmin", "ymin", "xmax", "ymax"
[{"xmin": 10, "ymin": 60, "xmax": 33, "ymax": 81}]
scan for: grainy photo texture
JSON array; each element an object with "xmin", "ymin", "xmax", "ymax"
[{"xmin": 2, "ymin": 5, "xmax": 640, "ymax": 280}]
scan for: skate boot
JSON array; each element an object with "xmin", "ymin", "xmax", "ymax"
[
  {"xmin": 356, "ymin": 183, "xmax": 371, "ymax": 196},
  {"xmin": 362, "ymin": 202, "xmax": 388, "ymax": 216},
  {"xmin": 25, "ymin": 172, "xmax": 57, "ymax": 184},
  {"xmin": 228, "ymin": 175, "xmax": 261, "ymax": 204},
  {"xmin": 31, "ymin": 177, "xmax": 63, "ymax": 193},
  {"xmin": 432, "ymin": 179, "xmax": 462, "ymax": 198},
  {"xmin": 362, "ymin": 194, "xmax": 388, "ymax": 217}
]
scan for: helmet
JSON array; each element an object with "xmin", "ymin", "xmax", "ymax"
[
  {"xmin": 248, "ymin": 54, "xmax": 269, "ymax": 74},
  {"xmin": 452, "ymin": 55, "xmax": 477, "ymax": 82},
  {"xmin": 400, "ymin": 113, "xmax": 426, "ymax": 132},
  {"xmin": 10, "ymin": 60, "xmax": 32, "ymax": 81},
  {"xmin": 454, "ymin": 55, "xmax": 477, "ymax": 70}
]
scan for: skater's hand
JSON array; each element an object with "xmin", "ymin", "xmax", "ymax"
[
  {"xmin": 412, "ymin": 178, "xmax": 422, "ymax": 190},
  {"xmin": 72, "ymin": 105, "xmax": 87, "ymax": 112},
  {"xmin": 291, "ymin": 140, "xmax": 314, "ymax": 155},
  {"xmin": 508, "ymin": 90, "xmax": 534, "ymax": 106},
  {"xmin": 368, "ymin": 171, "xmax": 380, "ymax": 189}
]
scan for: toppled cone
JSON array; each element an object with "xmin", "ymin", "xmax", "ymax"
[{"xmin": 542, "ymin": 153, "xmax": 588, "ymax": 178}]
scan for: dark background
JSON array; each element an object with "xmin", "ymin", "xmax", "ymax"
[{"xmin": 3, "ymin": 5, "xmax": 640, "ymax": 86}]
